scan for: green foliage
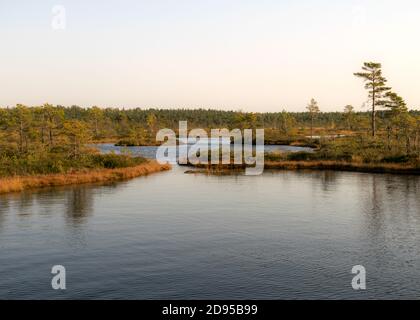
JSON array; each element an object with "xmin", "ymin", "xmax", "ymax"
[
  {"xmin": 0, "ymin": 105, "xmax": 149, "ymax": 177},
  {"xmin": 286, "ymin": 152, "xmax": 316, "ymax": 161},
  {"xmin": 115, "ymin": 139, "xmax": 139, "ymax": 147},
  {"xmin": 307, "ymin": 135, "xmax": 420, "ymax": 164},
  {"xmin": 306, "ymin": 98, "xmax": 320, "ymax": 139},
  {"xmin": 0, "ymin": 150, "xmax": 146, "ymax": 177},
  {"xmin": 354, "ymin": 62, "xmax": 391, "ymax": 136},
  {"xmin": 1, "ymin": 90, "xmax": 420, "ymax": 175},
  {"xmin": 382, "ymin": 155, "xmax": 411, "ymax": 164},
  {"xmin": 91, "ymin": 153, "xmax": 146, "ymax": 169}
]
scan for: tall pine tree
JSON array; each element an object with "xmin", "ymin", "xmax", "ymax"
[{"xmin": 354, "ymin": 62, "xmax": 391, "ymax": 137}]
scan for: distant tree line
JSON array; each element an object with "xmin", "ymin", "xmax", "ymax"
[{"xmin": 1, "ymin": 103, "xmax": 420, "ymax": 147}]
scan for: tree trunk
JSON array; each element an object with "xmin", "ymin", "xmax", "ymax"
[
  {"xmin": 406, "ymin": 135, "xmax": 410, "ymax": 154},
  {"xmin": 310, "ymin": 114, "xmax": 314, "ymax": 139},
  {"xmin": 95, "ymin": 119, "xmax": 99, "ymax": 138},
  {"xmin": 41, "ymin": 113, "xmax": 45, "ymax": 144},
  {"xmin": 417, "ymin": 130, "xmax": 420, "ymax": 156},
  {"xmin": 371, "ymin": 84, "xmax": 377, "ymax": 137},
  {"xmin": 372, "ymin": 109, "xmax": 376, "ymax": 137},
  {"xmin": 19, "ymin": 120, "xmax": 24, "ymax": 153}
]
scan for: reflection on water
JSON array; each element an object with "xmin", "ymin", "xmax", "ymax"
[
  {"xmin": 65, "ymin": 187, "xmax": 94, "ymax": 224},
  {"xmin": 1, "ymin": 146, "xmax": 420, "ymax": 299}
]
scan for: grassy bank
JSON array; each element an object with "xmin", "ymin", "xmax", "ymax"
[
  {"xmin": 185, "ymin": 139, "xmax": 420, "ymax": 175},
  {"xmin": 187, "ymin": 160, "xmax": 420, "ymax": 175},
  {"xmin": 264, "ymin": 160, "xmax": 420, "ymax": 174},
  {"xmin": 262, "ymin": 136, "xmax": 420, "ymax": 174},
  {"xmin": 0, "ymin": 149, "xmax": 153, "ymax": 177},
  {"xmin": 0, "ymin": 160, "xmax": 171, "ymax": 194}
]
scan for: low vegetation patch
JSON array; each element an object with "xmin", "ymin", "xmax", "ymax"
[
  {"xmin": 0, "ymin": 151, "xmax": 149, "ymax": 177},
  {"xmin": 0, "ymin": 161, "xmax": 171, "ymax": 194},
  {"xmin": 0, "ymin": 141, "xmax": 171, "ymax": 193},
  {"xmin": 188, "ymin": 134, "xmax": 420, "ymax": 175}
]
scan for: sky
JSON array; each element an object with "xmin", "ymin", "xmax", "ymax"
[{"xmin": 1, "ymin": 0, "xmax": 420, "ymax": 112}]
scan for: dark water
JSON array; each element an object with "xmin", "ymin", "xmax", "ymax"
[{"xmin": 1, "ymin": 145, "xmax": 420, "ymax": 299}]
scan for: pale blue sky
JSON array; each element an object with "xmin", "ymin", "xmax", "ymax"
[{"xmin": 1, "ymin": 0, "xmax": 419, "ymax": 111}]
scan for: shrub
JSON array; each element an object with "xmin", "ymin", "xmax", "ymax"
[
  {"xmin": 381, "ymin": 154, "xmax": 414, "ymax": 164},
  {"xmin": 115, "ymin": 139, "xmax": 138, "ymax": 147},
  {"xmin": 265, "ymin": 152, "xmax": 286, "ymax": 162},
  {"xmin": 91, "ymin": 153, "xmax": 146, "ymax": 169},
  {"xmin": 286, "ymin": 152, "xmax": 315, "ymax": 161}
]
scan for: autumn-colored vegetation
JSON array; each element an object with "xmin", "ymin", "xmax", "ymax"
[
  {"xmin": 186, "ymin": 161, "xmax": 420, "ymax": 176},
  {"xmin": 1, "ymin": 61, "xmax": 420, "ymax": 179},
  {"xmin": 0, "ymin": 105, "xmax": 171, "ymax": 193},
  {"xmin": 186, "ymin": 62, "xmax": 420, "ymax": 174},
  {"xmin": 0, "ymin": 161, "xmax": 171, "ymax": 194}
]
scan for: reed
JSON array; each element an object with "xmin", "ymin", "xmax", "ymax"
[{"xmin": 0, "ymin": 161, "xmax": 171, "ymax": 194}]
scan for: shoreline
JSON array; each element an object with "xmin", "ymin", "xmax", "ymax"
[
  {"xmin": 264, "ymin": 161, "xmax": 420, "ymax": 175},
  {"xmin": 185, "ymin": 161, "xmax": 420, "ymax": 175},
  {"xmin": 0, "ymin": 160, "xmax": 171, "ymax": 194}
]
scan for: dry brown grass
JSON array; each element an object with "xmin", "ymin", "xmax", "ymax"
[
  {"xmin": 0, "ymin": 161, "xmax": 171, "ymax": 194},
  {"xmin": 264, "ymin": 160, "xmax": 420, "ymax": 174},
  {"xmin": 191, "ymin": 160, "xmax": 420, "ymax": 175}
]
